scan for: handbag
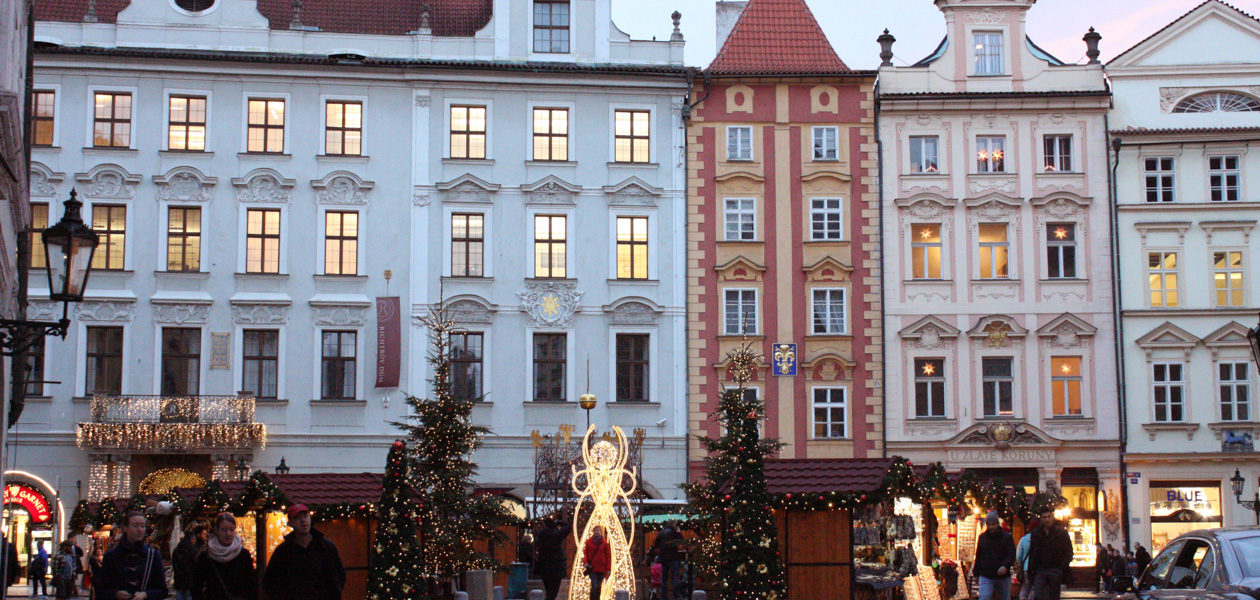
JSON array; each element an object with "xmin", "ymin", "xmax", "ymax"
[{"xmin": 212, "ymin": 560, "xmax": 249, "ymax": 600}]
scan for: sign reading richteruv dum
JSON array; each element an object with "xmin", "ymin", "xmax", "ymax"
[{"xmin": 376, "ymin": 297, "xmax": 401, "ymax": 388}]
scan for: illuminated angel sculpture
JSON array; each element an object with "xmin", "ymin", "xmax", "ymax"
[{"xmin": 569, "ymin": 425, "xmax": 637, "ymax": 600}]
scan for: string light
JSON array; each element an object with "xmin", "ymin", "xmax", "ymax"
[
  {"xmin": 78, "ymin": 395, "xmax": 265, "ymax": 451},
  {"xmin": 88, "ymin": 462, "xmax": 109, "ymax": 501},
  {"xmin": 569, "ymin": 427, "xmax": 637, "ymax": 600},
  {"xmin": 138, "ymin": 468, "xmax": 206, "ymax": 495}
]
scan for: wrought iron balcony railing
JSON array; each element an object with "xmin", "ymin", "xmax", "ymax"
[{"xmin": 76, "ymin": 394, "xmax": 266, "ymax": 451}]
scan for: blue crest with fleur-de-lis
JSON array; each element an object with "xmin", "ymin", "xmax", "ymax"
[{"xmin": 772, "ymin": 343, "xmax": 797, "ymax": 376}]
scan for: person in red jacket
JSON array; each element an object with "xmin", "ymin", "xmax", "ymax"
[{"xmin": 583, "ymin": 526, "xmax": 612, "ymax": 600}]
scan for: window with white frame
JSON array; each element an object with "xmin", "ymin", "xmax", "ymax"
[
  {"xmin": 533, "ymin": 333, "xmax": 566, "ymax": 402},
  {"xmin": 167, "ymin": 206, "xmax": 201, "ymax": 272},
  {"xmin": 978, "ymin": 223, "xmax": 1009, "ymax": 279},
  {"xmin": 910, "ymin": 136, "xmax": 939, "ymax": 173},
  {"xmin": 811, "ymin": 288, "xmax": 846, "ymax": 335},
  {"xmin": 615, "ymin": 333, "xmax": 649, "ymax": 403},
  {"xmin": 727, "ymin": 126, "xmax": 752, "ymax": 161},
  {"xmin": 1152, "ymin": 362, "xmax": 1185, "ymax": 422},
  {"xmin": 23, "ymin": 337, "xmax": 45, "ymax": 396},
  {"xmin": 320, "ymin": 330, "xmax": 356, "ymax": 400},
  {"xmin": 813, "ymin": 126, "xmax": 838, "ymax": 161},
  {"xmin": 615, "ymin": 216, "xmax": 649, "ymax": 280},
  {"xmin": 724, "ymin": 198, "xmax": 756, "ymax": 241},
  {"xmin": 93, "ymin": 92, "xmax": 132, "ymax": 147},
  {"xmin": 914, "ymin": 358, "xmax": 945, "ymax": 418},
  {"xmin": 911, "ymin": 224, "xmax": 942, "ymax": 279},
  {"xmin": 323, "ymin": 211, "xmax": 359, "ymax": 275},
  {"xmin": 32, "ymin": 90, "xmax": 55, "ymax": 146},
  {"xmin": 532, "ymin": 108, "xmax": 569, "ymax": 161},
  {"xmin": 86, "ymin": 326, "xmax": 124, "ymax": 396},
  {"xmin": 1213, "ymin": 251, "xmax": 1244, "ymax": 307},
  {"xmin": 533, "ymin": 214, "xmax": 567, "ymax": 278},
  {"xmin": 246, "ymin": 98, "xmax": 285, "ymax": 153},
  {"xmin": 451, "ymin": 332, "xmax": 484, "ymax": 400},
  {"xmin": 30, "ymin": 202, "xmax": 48, "ymax": 269},
  {"xmin": 1209, "ymin": 156, "xmax": 1240, "ymax": 202},
  {"xmin": 1144, "ymin": 157, "xmax": 1175, "ymax": 203},
  {"xmin": 614, "ymin": 110, "xmax": 650, "ymax": 163},
  {"xmin": 810, "ymin": 198, "xmax": 843, "ymax": 241},
  {"xmin": 449, "ymin": 105, "xmax": 487, "ymax": 159},
  {"xmin": 533, "ymin": 0, "xmax": 570, "ymax": 53},
  {"xmin": 160, "ymin": 327, "xmax": 201, "ymax": 396},
  {"xmin": 1148, "ymin": 251, "xmax": 1179, "ymax": 307},
  {"xmin": 1043, "ymin": 134, "xmax": 1072, "ymax": 172},
  {"xmin": 973, "ymin": 32, "xmax": 1004, "ymax": 75},
  {"xmin": 1219, "ymin": 361, "xmax": 1250, "ymax": 422},
  {"xmin": 812, "ymin": 387, "xmax": 847, "ymax": 439},
  {"xmin": 1051, "ymin": 357, "xmax": 1083, "ymax": 416},
  {"xmin": 245, "ymin": 208, "xmax": 281, "ymax": 274},
  {"xmin": 1046, "ymin": 223, "xmax": 1077, "ymax": 279},
  {"xmin": 976, "ymin": 136, "xmax": 1006, "ymax": 173},
  {"xmin": 242, "ymin": 329, "xmax": 279, "ymax": 400},
  {"xmin": 981, "ymin": 357, "xmax": 1014, "ymax": 417},
  {"xmin": 168, "ymin": 95, "xmax": 206, "ymax": 151},
  {"xmin": 451, "ymin": 213, "xmax": 485, "ymax": 277},
  {"xmin": 324, "ymin": 100, "xmax": 362, "ymax": 156},
  {"xmin": 91, "ymin": 204, "xmax": 127, "ymax": 271},
  {"xmin": 723, "ymin": 289, "xmax": 757, "ymax": 335}
]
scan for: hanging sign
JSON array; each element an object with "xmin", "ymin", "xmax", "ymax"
[
  {"xmin": 4, "ymin": 484, "xmax": 52, "ymax": 524},
  {"xmin": 375, "ymin": 297, "xmax": 401, "ymax": 388}
]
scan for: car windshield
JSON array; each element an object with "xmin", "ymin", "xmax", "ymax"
[{"xmin": 1232, "ymin": 536, "xmax": 1260, "ymax": 578}]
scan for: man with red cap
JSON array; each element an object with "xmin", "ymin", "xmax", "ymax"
[{"xmin": 262, "ymin": 504, "xmax": 346, "ymax": 600}]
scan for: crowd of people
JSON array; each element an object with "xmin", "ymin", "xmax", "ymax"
[
  {"xmin": 973, "ymin": 508, "xmax": 1077, "ymax": 600},
  {"xmin": 522, "ymin": 514, "xmax": 688, "ymax": 600},
  {"xmin": 1095, "ymin": 542, "xmax": 1152, "ymax": 593}
]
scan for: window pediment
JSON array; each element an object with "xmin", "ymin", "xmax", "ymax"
[
  {"xmin": 715, "ymin": 171, "xmax": 765, "ymax": 184},
  {"xmin": 801, "ymin": 353, "xmax": 854, "ymax": 380},
  {"xmin": 802, "ymin": 256, "xmax": 853, "ymax": 282},
  {"xmin": 29, "ymin": 162, "xmax": 65, "ymax": 198},
  {"xmin": 714, "ymin": 256, "xmax": 765, "ymax": 282},
  {"xmin": 968, "ymin": 315, "xmax": 1027, "ymax": 349},
  {"xmin": 442, "ymin": 295, "xmax": 496, "ymax": 325},
  {"xmin": 436, "ymin": 173, "xmax": 501, "ymax": 204},
  {"xmin": 76, "ymin": 164, "xmax": 141, "ymax": 200},
  {"xmin": 604, "ymin": 177, "xmax": 662, "ymax": 207},
  {"xmin": 1134, "ymin": 221, "xmax": 1191, "ymax": 244},
  {"xmin": 896, "ymin": 193, "xmax": 957, "ymax": 220},
  {"xmin": 1199, "ymin": 220, "xmax": 1256, "ymax": 244},
  {"xmin": 523, "ymin": 175, "xmax": 582, "ymax": 205},
  {"xmin": 1036, "ymin": 313, "xmax": 1097, "ymax": 349},
  {"xmin": 153, "ymin": 166, "xmax": 217, "ymax": 203},
  {"xmin": 311, "ymin": 170, "xmax": 374, "ymax": 205},
  {"xmin": 1135, "ymin": 322, "xmax": 1200, "ymax": 358},
  {"xmin": 232, "ymin": 168, "xmax": 295, "ymax": 204},
  {"xmin": 801, "ymin": 171, "xmax": 851, "ymax": 183},
  {"xmin": 898, "ymin": 315, "xmax": 961, "ymax": 350},
  {"xmin": 1202, "ymin": 321, "xmax": 1251, "ymax": 348}
]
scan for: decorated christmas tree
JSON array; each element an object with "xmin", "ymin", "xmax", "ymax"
[
  {"xmin": 682, "ymin": 340, "xmax": 787, "ymax": 600},
  {"xmin": 395, "ymin": 303, "xmax": 516, "ymax": 583},
  {"xmin": 366, "ymin": 440, "xmax": 425, "ymax": 600}
]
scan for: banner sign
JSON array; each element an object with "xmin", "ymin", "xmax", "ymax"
[
  {"xmin": 375, "ymin": 297, "xmax": 401, "ymax": 388},
  {"xmin": 4, "ymin": 484, "xmax": 51, "ymax": 524}
]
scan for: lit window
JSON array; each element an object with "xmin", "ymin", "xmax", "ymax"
[
  {"xmin": 451, "ymin": 332, "xmax": 484, "ymax": 400},
  {"xmin": 1051, "ymin": 357, "xmax": 1082, "ymax": 416},
  {"xmin": 1043, "ymin": 135, "xmax": 1071, "ymax": 172},
  {"xmin": 93, "ymin": 92, "xmax": 131, "ymax": 148},
  {"xmin": 245, "ymin": 208, "xmax": 281, "ymax": 274},
  {"xmin": 1152, "ymin": 363, "xmax": 1184, "ymax": 422},
  {"xmin": 1047, "ymin": 223, "xmax": 1076, "ymax": 279},
  {"xmin": 614, "ymin": 110, "xmax": 650, "ymax": 163},
  {"xmin": 813, "ymin": 126, "xmax": 838, "ymax": 161},
  {"xmin": 811, "ymin": 288, "xmax": 846, "ymax": 335},
  {"xmin": 723, "ymin": 289, "xmax": 757, "ymax": 336},
  {"xmin": 321, "ymin": 331, "xmax": 356, "ymax": 400},
  {"xmin": 246, "ymin": 98, "xmax": 285, "ymax": 153},
  {"xmin": 90, "ymin": 204, "xmax": 126, "ymax": 271},
  {"xmin": 533, "ymin": 215, "xmax": 567, "ymax": 278},
  {"xmin": 450, "ymin": 105, "xmax": 487, "ymax": 159},
  {"xmin": 1209, "ymin": 156, "xmax": 1240, "ymax": 202},
  {"xmin": 1219, "ymin": 362, "xmax": 1250, "ymax": 422},
  {"xmin": 727, "ymin": 126, "xmax": 752, "ymax": 161},
  {"xmin": 911, "ymin": 224, "xmax": 942, "ymax": 279},
  {"xmin": 976, "ymin": 136, "xmax": 1006, "ymax": 173},
  {"xmin": 325, "ymin": 101, "xmax": 362, "ymax": 156},
  {"xmin": 1213, "ymin": 251, "xmax": 1243, "ymax": 307},
  {"xmin": 29, "ymin": 203, "xmax": 48, "ymax": 269},
  {"xmin": 324, "ymin": 211, "xmax": 359, "ymax": 275},
  {"xmin": 978, "ymin": 223, "xmax": 1009, "ymax": 279},
  {"xmin": 1148, "ymin": 251, "xmax": 1178, "ymax": 307},
  {"xmin": 166, "ymin": 206, "xmax": 201, "ymax": 272},
  {"xmin": 168, "ymin": 95, "xmax": 206, "ymax": 151},
  {"xmin": 981, "ymin": 357, "xmax": 1013, "ymax": 417},
  {"xmin": 812, "ymin": 387, "xmax": 847, "ymax": 439},
  {"xmin": 616, "ymin": 334, "xmax": 649, "ymax": 402},
  {"xmin": 242, "ymin": 329, "xmax": 279, "ymax": 400},
  {"xmin": 532, "ymin": 108, "xmax": 568, "ymax": 161},
  {"xmin": 723, "ymin": 198, "xmax": 756, "ymax": 241},
  {"xmin": 910, "ymin": 136, "xmax": 939, "ymax": 173},
  {"xmin": 1144, "ymin": 157, "xmax": 1175, "ymax": 203},
  {"xmin": 914, "ymin": 358, "xmax": 945, "ymax": 418},
  {"xmin": 533, "ymin": 0, "xmax": 570, "ymax": 53},
  {"xmin": 973, "ymin": 32, "xmax": 1004, "ymax": 75},
  {"xmin": 451, "ymin": 213, "xmax": 485, "ymax": 277},
  {"xmin": 615, "ymin": 216, "xmax": 648, "ymax": 280},
  {"xmin": 33, "ymin": 90, "xmax": 55, "ymax": 146},
  {"xmin": 810, "ymin": 198, "xmax": 843, "ymax": 241}
]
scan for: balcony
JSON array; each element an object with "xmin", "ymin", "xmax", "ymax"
[{"xmin": 76, "ymin": 394, "xmax": 266, "ymax": 452}]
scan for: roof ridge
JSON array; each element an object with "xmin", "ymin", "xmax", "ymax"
[
  {"xmin": 708, "ymin": 0, "xmax": 850, "ymax": 75},
  {"xmin": 1108, "ymin": 0, "xmax": 1260, "ymax": 66}
]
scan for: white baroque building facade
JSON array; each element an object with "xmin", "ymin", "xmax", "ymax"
[
  {"xmin": 1109, "ymin": 0, "xmax": 1260, "ymax": 551},
  {"xmin": 22, "ymin": 0, "xmax": 688, "ymax": 516},
  {"xmin": 878, "ymin": 0, "xmax": 1123, "ymax": 568}
]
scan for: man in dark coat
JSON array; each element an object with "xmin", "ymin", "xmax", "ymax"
[
  {"xmin": 262, "ymin": 505, "xmax": 345, "ymax": 600},
  {"xmin": 974, "ymin": 512, "xmax": 1016, "ymax": 600},
  {"xmin": 96, "ymin": 511, "xmax": 169, "ymax": 600},
  {"xmin": 172, "ymin": 526, "xmax": 206, "ymax": 600},
  {"xmin": 1134, "ymin": 544, "xmax": 1152, "ymax": 576},
  {"xmin": 2, "ymin": 536, "xmax": 19, "ymax": 588},
  {"xmin": 1027, "ymin": 510, "xmax": 1072, "ymax": 600},
  {"xmin": 532, "ymin": 515, "xmax": 572, "ymax": 600},
  {"xmin": 651, "ymin": 524, "xmax": 684, "ymax": 600}
]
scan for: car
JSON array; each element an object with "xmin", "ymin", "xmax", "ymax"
[{"xmin": 1112, "ymin": 527, "xmax": 1260, "ymax": 600}]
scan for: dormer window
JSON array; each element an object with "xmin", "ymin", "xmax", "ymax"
[
  {"xmin": 973, "ymin": 32, "xmax": 1004, "ymax": 75},
  {"xmin": 174, "ymin": 0, "xmax": 215, "ymax": 13},
  {"xmin": 1173, "ymin": 92, "xmax": 1260, "ymax": 113},
  {"xmin": 534, "ymin": 1, "xmax": 571, "ymax": 54}
]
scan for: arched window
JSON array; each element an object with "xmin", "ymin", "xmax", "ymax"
[{"xmin": 1173, "ymin": 92, "xmax": 1260, "ymax": 113}]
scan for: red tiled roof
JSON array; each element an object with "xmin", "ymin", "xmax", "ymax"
[
  {"xmin": 268, "ymin": 473, "xmax": 386, "ymax": 507},
  {"xmin": 708, "ymin": 0, "xmax": 849, "ymax": 75},
  {"xmin": 763, "ymin": 458, "xmax": 911, "ymax": 495},
  {"xmin": 34, "ymin": 0, "xmax": 493, "ymax": 37}
]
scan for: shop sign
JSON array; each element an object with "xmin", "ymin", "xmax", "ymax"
[
  {"xmin": 947, "ymin": 448, "xmax": 1055, "ymax": 463},
  {"xmin": 3, "ymin": 484, "xmax": 52, "ymax": 524},
  {"xmin": 1149, "ymin": 486, "xmax": 1220, "ymax": 520}
]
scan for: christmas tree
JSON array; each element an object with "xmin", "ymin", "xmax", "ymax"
[
  {"xmin": 396, "ymin": 303, "xmax": 516, "ymax": 583},
  {"xmin": 682, "ymin": 340, "xmax": 787, "ymax": 600},
  {"xmin": 366, "ymin": 440, "xmax": 425, "ymax": 600}
]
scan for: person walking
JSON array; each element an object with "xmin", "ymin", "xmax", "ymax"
[
  {"xmin": 1134, "ymin": 544, "xmax": 1152, "ymax": 576},
  {"xmin": 262, "ymin": 505, "xmax": 344, "ymax": 600},
  {"xmin": 650, "ymin": 524, "xmax": 684, "ymax": 600},
  {"xmin": 190, "ymin": 513, "xmax": 256, "ymax": 600},
  {"xmin": 1027, "ymin": 510, "xmax": 1072, "ymax": 600},
  {"xmin": 974, "ymin": 512, "xmax": 1016, "ymax": 600},
  {"xmin": 171, "ymin": 526, "xmax": 205, "ymax": 600},
  {"xmin": 30, "ymin": 540, "xmax": 50, "ymax": 598},
  {"xmin": 1015, "ymin": 518, "xmax": 1039, "ymax": 600},
  {"xmin": 95, "ymin": 511, "xmax": 168, "ymax": 600},
  {"xmin": 53, "ymin": 542, "xmax": 78, "ymax": 599},
  {"xmin": 1110, "ymin": 549, "xmax": 1127, "ymax": 591},
  {"xmin": 582, "ymin": 526, "xmax": 611, "ymax": 600},
  {"xmin": 87, "ymin": 544, "xmax": 104, "ymax": 600},
  {"xmin": 68, "ymin": 539, "xmax": 84, "ymax": 596},
  {"xmin": 531, "ymin": 516, "xmax": 571, "ymax": 600}
]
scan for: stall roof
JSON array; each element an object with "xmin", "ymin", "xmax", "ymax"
[
  {"xmin": 266, "ymin": 473, "xmax": 387, "ymax": 506},
  {"xmin": 762, "ymin": 458, "xmax": 929, "ymax": 495}
]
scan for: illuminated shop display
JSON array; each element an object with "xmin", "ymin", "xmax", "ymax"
[
  {"xmin": 1148, "ymin": 484, "xmax": 1221, "ymax": 552},
  {"xmin": 1061, "ymin": 485, "xmax": 1098, "ymax": 568}
]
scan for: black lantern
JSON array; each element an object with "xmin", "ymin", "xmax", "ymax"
[
  {"xmin": 1231, "ymin": 468, "xmax": 1260, "ymax": 525},
  {"xmin": 42, "ymin": 189, "xmax": 98, "ymax": 304},
  {"xmin": 235, "ymin": 457, "xmax": 250, "ymax": 480},
  {"xmin": 1248, "ymin": 314, "xmax": 1260, "ymax": 368},
  {"xmin": 275, "ymin": 457, "xmax": 290, "ymax": 475},
  {"xmin": 1232, "ymin": 469, "xmax": 1246, "ymax": 500}
]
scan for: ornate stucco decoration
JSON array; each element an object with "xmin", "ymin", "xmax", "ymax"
[
  {"xmin": 898, "ymin": 315, "xmax": 961, "ymax": 350},
  {"xmin": 955, "ymin": 422, "xmax": 1055, "ymax": 451},
  {"xmin": 523, "ymin": 175, "xmax": 582, "ymax": 206},
  {"xmin": 895, "ymin": 194, "xmax": 956, "ymax": 221},
  {"xmin": 232, "ymin": 168, "xmax": 296, "ymax": 204},
  {"xmin": 1036, "ymin": 313, "xmax": 1097, "ymax": 349},
  {"xmin": 154, "ymin": 166, "xmax": 217, "ymax": 203},
  {"xmin": 436, "ymin": 174, "xmax": 500, "ymax": 204},
  {"xmin": 965, "ymin": 193, "xmax": 1021, "ymax": 227},
  {"xmin": 75, "ymin": 301, "xmax": 135, "ymax": 323},
  {"xmin": 518, "ymin": 281, "xmax": 582, "ymax": 327},
  {"xmin": 603, "ymin": 177, "xmax": 663, "ymax": 207},
  {"xmin": 1134, "ymin": 321, "xmax": 1200, "ymax": 361},
  {"xmin": 415, "ymin": 95, "xmax": 432, "ymax": 108},
  {"xmin": 231, "ymin": 304, "xmax": 290, "ymax": 325},
  {"xmin": 1031, "ymin": 193, "xmax": 1090, "ymax": 221},
  {"xmin": 311, "ymin": 170, "xmax": 375, "ymax": 205},
  {"xmin": 967, "ymin": 315, "xmax": 1028, "ymax": 348},
  {"xmin": 1158, "ymin": 86, "xmax": 1260, "ymax": 112},
  {"xmin": 1199, "ymin": 220, "xmax": 1256, "ymax": 244},
  {"xmin": 445, "ymin": 297, "xmax": 495, "ymax": 325},
  {"xmin": 152, "ymin": 303, "xmax": 210, "ymax": 324},
  {"xmin": 29, "ymin": 162, "xmax": 65, "ymax": 198},
  {"xmin": 605, "ymin": 298, "xmax": 661, "ymax": 325},
  {"xmin": 75, "ymin": 164, "xmax": 141, "ymax": 200},
  {"xmin": 312, "ymin": 305, "xmax": 369, "ymax": 327},
  {"xmin": 965, "ymin": 8, "xmax": 1002, "ymax": 24},
  {"xmin": 26, "ymin": 301, "xmax": 60, "ymax": 322}
]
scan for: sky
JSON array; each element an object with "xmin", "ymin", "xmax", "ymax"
[{"xmin": 611, "ymin": 0, "xmax": 1260, "ymax": 70}]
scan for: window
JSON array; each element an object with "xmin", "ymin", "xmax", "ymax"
[
  {"xmin": 976, "ymin": 136, "xmax": 1006, "ymax": 172},
  {"xmin": 245, "ymin": 208, "xmax": 281, "ymax": 274},
  {"xmin": 246, "ymin": 98, "xmax": 285, "ymax": 153},
  {"xmin": 1046, "ymin": 223, "xmax": 1077, "ymax": 279},
  {"xmin": 810, "ymin": 198, "xmax": 843, "ymax": 241},
  {"xmin": 23, "ymin": 337, "xmax": 45, "ymax": 397},
  {"xmin": 242, "ymin": 330, "xmax": 279, "ymax": 400},
  {"xmin": 33, "ymin": 90, "xmax": 54, "ymax": 146},
  {"xmin": 727, "ymin": 126, "xmax": 752, "ymax": 161},
  {"xmin": 1052, "ymin": 357, "xmax": 1083, "ymax": 416},
  {"xmin": 723, "ymin": 289, "xmax": 757, "ymax": 335},
  {"xmin": 616, "ymin": 216, "xmax": 648, "ymax": 280},
  {"xmin": 160, "ymin": 328, "xmax": 200, "ymax": 396},
  {"xmin": 533, "ymin": 215, "xmax": 567, "ymax": 278},
  {"xmin": 320, "ymin": 331, "xmax": 356, "ymax": 400},
  {"xmin": 451, "ymin": 332, "xmax": 484, "ymax": 400},
  {"xmin": 1148, "ymin": 251, "xmax": 1179, "ymax": 307},
  {"xmin": 1219, "ymin": 362, "xmax": 1249, "ymax": 422},
  {"xmin": 451, "ymin": 213, "xmax": 485, "ymax": 277},
  {"xmin": 723, "ymin": 198, "xmax": 756, "ymax": 241},
  {"xmin": 167, "ymin": 95, "xmax": 206, "ymax": 151},
  {"xmin": 29, "ymin": 203, "xmax": 48, "ymax": 269},
  {"xmin": 85, "ymin": 326, "xmax": 123, "ymax": 395},
  {"xmin": 323, "ymin": 211, "xmax": 358, "ymax": 275},
  {"xmin": 175, "ymin": 0, "xmax": 215, "ymax": 12},
  {"xmin": 813, "ymin": 126, "xmax": 838, "ymax": 161},
  {"xmin": 614, "ymin": 110, "xmax": 650, "ymax": 163},
  {"xmin": 166, "ymin": 207, "xmax": 201, "ymax": 272},
  {"xmin": 911, "ymin": 224, "xmax": 942, "ymax": 279},
  {"xmin": 1213, "ymin": 251, "xmax": 1244, "ymax": 307},
  {"xmin": 533, "ymin": 333, "xmax": 566, "ymax": 402},
  {"xmin": 615, "ymin": 334, "xmax": 649, "ymax": 402},
  {"xmin": 93, "ymin": 92, "xmax": 131, "ymax": 147},
  {"xmin": 1145, "ymin": 157, "xmax": 1175, "ymax": 203},
  {"xmin": 91, "ymin": 204, "xmax": 126, "ymax": 271},
  {"xmin": 1209, "ymin": 156, "xmax": 1240, "ymax": 202},
  {"xmin": 1153, "ymin": 363, "xmax": 1185, "ymax": 422},
  {"xmin": 324, "ymin": 101, "xmax": 362, "ymax": 156},
  {"xmin": 978, "ymin": 223, "xmax": 1009, "ymax": 279},
  {"xmin": 1173, "ymin": 92, "xmax": 1260, "ymax": 113},
  {"xmin": 910, "ymin": 136, "xmax": 939, "ymax": 173},
  {"xmin": 812, "ymin": 387, "xmax": 847, "ymax": 439},
  {"xmin": 914, "ymin": 358, "xmax": 945, "ymax": 418},
  {"xmin": 981, "ymin": 357, "xmax": 1014, "ymax": 417},
  {"xmin": 1043, "ymin": 135, "xmax": 1071, "ymax": 172},
  {"xmin": 532, "ymin": 107, "xmax": 568, "ymax": 161},
  {"xmin": 811, "ymin": 288, "xmax": 846, "ymax": 335},
  {"xmin": 533, "ymin": 0, "xmax": 570, "ymax": 53},
  {"xmin": 973, "ymin": 32, "xmax": 1004, "ymax": 74},
  {"xmin": 450, "ymin": 105, "xmax": 487, "ymax": 159}
]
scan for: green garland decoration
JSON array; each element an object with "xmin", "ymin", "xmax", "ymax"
[
  {"xmin": 69, "ymin": 500, "xmax": 93, "ymax": 534},
  {"xmin": 193, "ymin": 481, "xmax": 232, "ymax": 518},
  {"xmin": 231, "ymin": 471, "xmax": 291, "ymax": 515}
]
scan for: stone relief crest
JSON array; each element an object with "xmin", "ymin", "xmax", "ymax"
[
  {"xmin": 153, "ymin": 303, "xmax": 210, "ymax": 324},
  {"xmin": 524, "ymin": 177, "xmax": 582, "ymax": 206},
  {"xmin": 155, "ymin": 168, "xmax": 216, "ymax": 203},
  {"xmin": 518, "ymin": 281, "xmax": 582, "ymax": 327},
  {"xmin": 29, "ymin": 163, "xmax": 63, "ymax": 198},
  {"xmin": 901, "ymin": 199, "xmax": 951, "ymax": 220},
  {"xmin": 607, "ymin": 184, "xmax": 659, "ymax": 207},
  {"xmin": 313, "ymin": 172, "xmax": 374, "ymax": 205},
  {"xmin": 966, "ymin": 8, "xmax": 1001, "ymax": 24},
  {"xmin": 312, "ymin": 305, "xmax": 368, "ymax": 326},
  {"xmin": 958, "ymin": 422, "xmax": 1045, "ymax": 450},
  {"xmin": 915, "ymin": 325, "xmax": 945, "ymax": 350},
  {"xmin": 609, "ymin": 301, "xmax": 657, "ymax": 325},
  {"xmin": 231, "ymin": 304, "xmax": 290, "ymax": 325},
  {"xmin": 969, "ymin": 176, "xmax": 1016, "ymax": 195},
  {"xmin": 26, "ymin": 301, "xmax": 60, "ymax": 322},
  {"xmin": 75, "ymin": 301, "xmax": 135, "ymax": 323},
  {"xmin": 1038, "ymin": 197, "xmax": 1084, "ymax": 220},
  {"xmin": 77, "ymin": 166, "xmax": 140, "ymax": 200},
  {"xmin": 447, "ymin": 299, "xmax": 492, "ymax": 325},
  {"xmin": 233, "ymin": 170, "xmax": 295, "ymax": 204},
  {"xmin": 983, "ymin": 321, "xmax": 1014, "ymax": 348}
]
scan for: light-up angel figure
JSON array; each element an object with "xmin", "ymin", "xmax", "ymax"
[{"xmin": 568, "ymin": 425, "xmax": 637, "ymax": 600}]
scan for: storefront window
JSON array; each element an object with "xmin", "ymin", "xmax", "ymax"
[
  {"xmin": 1149, "ymin": 483, "xmax": 1222, "ymax": 552},
  {"xmin": 1062, "ymin": 485, "xmax": 1098, "ymax": 567}
]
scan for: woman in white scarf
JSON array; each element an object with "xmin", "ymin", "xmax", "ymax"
[{"xmin": 190, "ymin": 513, "xmax": 257, "ymax": 600}]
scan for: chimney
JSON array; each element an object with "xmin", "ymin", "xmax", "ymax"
[{"xmin": 715, "ymin": 1, "xmax": 747, "ymax": 50}]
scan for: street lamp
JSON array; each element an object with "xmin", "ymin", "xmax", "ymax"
[
  {"xmin": 1229, "ymin": 468, "xmax": 1260, "ymax": 525},
  {"xmin": 235, "ymin": 457, "xmax": 250, "ymax": 481},
  {"xmin": 275, "ymin": 457, "xmax": 290, "ymax": 475},
  {"xmin": 1247, "ymin": 313, "xmax": 1260, "ymax": 367}
]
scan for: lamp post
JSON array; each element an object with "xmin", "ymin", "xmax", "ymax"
[
  {"xmin": 1248, "ymin": 313, "xmax": 1260, "ymax": 368},
  {"xmin": 235, "ymin": 457, "xmax": 250, "ymax": 481},
  {"xmin": 1229, "ymin": 469, "xmax": 1260, "ymax": 525},
  {"xmin": 275, "ymin": 457, "xmax": 290, "ymax": 475}
]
